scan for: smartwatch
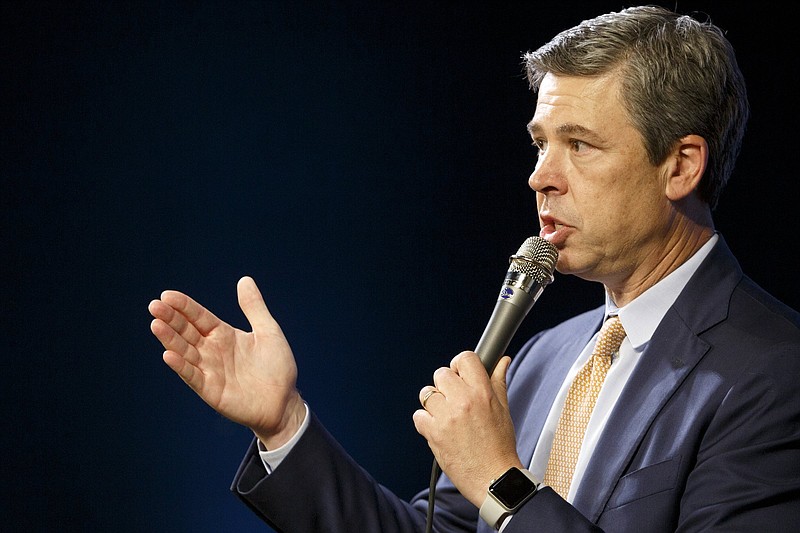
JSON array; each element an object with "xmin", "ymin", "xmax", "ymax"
[{"xmin": 479, "ymin": 467, "xmax": 539, "ymax": 530}]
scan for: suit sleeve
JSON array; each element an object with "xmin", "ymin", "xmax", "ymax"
[{"xmin": 230, "ymin": 411, "xmax": 478, "ymax": 532}]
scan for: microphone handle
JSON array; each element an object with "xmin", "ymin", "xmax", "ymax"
[{"xmin": 474, "ymin": 276, "xmax": 544, "ymax": 373}]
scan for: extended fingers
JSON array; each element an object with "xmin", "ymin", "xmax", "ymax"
[
  {"xmin": 148, "ymin": 297, "xmax": 207, "ymax": 367},
  {"xmin": 158, "ymin": 289, "xmax": 221, "ymax": 336},
  {"xmin": 149, "ymin": 314, "xmax": 186, "ymax": 351},
  {"xmin": 161, "ymin": 346, "xmax": 205, "ymax": 392},
  {"xmin": 148, "ymin": 298, "xmax": 203, "ymax": 346},
  {"xmin": 151, "ymin": 312, "xmax": 205, "ymax": 390}
]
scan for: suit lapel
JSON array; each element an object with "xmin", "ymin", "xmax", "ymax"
[
  {"xmin": 572, "ymin": 236, "xmax": 742, "ymax": 521},
  {"xmin": 573, "ymin": 310, "xmax": 710, "ymax": 519}
]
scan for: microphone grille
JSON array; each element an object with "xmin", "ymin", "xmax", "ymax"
[{"xmin": 508, "ymin": 236, "xmax": 559, "ymax": 284}]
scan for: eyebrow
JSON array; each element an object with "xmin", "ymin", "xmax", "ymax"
[{"xmin": 527, "ymin": 121, "xmax": 602, "ymax": 143}]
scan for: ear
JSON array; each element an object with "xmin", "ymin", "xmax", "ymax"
[{"xmin": 664, "ymin": 134, "xmax": 708, "ymax": 201}]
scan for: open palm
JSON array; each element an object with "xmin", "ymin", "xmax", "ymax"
[{"xmin": 149, "ymin": 276, "xmax": 301, "ymax": 440}]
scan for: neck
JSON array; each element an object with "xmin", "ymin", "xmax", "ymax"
[{"xmin": 605, "ymin": 222, "xmax": 714, "ymax": 308}]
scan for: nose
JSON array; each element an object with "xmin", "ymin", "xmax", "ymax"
[{"xmin": 528, "ymin": 151, "xmax": 565, "ymax": 195}]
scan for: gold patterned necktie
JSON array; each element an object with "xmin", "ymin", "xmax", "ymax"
[{"xmin": 543, "ymin": 315, "xmax": 627, "ymax": 499}]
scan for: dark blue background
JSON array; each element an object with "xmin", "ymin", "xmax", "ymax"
[{"xmin": 3, "ymin": 1, "xmax": 798, "ymax": 531}]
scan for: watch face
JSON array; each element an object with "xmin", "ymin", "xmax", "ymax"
[{"xmin": 490, "ymin": 468, "xmax": 536, "ymax": 508}]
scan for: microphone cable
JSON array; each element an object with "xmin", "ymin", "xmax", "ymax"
[{"xmin": 425, "ymin": 459, "xmax": 440, "ymax": 533}]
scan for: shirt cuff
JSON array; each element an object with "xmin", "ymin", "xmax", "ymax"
[{"xmin": 256, "ymin": 402, "xmax": 310, "ymax": 474}]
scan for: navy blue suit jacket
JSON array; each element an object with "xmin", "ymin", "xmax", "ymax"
[{"xmin": 231, "ymin": 236, "xmax": 800, "ymax": 531}]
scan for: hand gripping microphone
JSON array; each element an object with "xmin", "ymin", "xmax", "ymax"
[{"xmin": 424, "ymin": 236, "xmax": 558, "ymax": 533}]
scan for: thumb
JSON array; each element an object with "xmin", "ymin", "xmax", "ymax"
[
  {"xmin": 489, "ymin": 355, "xmax": 512, "ymax": 408},
  {"xmin": 237, "ymin": 276, "xmax": 275, "ymax": 333}
]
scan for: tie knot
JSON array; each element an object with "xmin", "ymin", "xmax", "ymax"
[{"xmin": 594, "ymin": 316, "xmax": 626, "ymax": 359}]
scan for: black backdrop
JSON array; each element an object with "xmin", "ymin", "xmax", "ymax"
[{"xmin": 3, "ymin": 1, "xmax": 798, "ymax": 531}]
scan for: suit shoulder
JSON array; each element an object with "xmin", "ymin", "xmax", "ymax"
[{"xmin": 732, "ymin": 275, "xmax": 800, "ymax": 341}]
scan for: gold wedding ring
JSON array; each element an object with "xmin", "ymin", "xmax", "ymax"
[{"xmin": 422, "ymin": 389, "xmax": 439, "ymax": 409}]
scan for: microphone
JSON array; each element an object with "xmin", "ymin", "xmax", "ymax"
[
  {"xmin": 474, "ymin": 236, "xmax": 559, "ymax": 373},
  {"xmin": 424, "ymin": 236, "xmax": 558, "ymax": 533}
]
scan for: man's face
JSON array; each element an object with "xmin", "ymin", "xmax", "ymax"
[{"xmin": 527, "ymin": 72, "xmax": 673, "ymax": 286}]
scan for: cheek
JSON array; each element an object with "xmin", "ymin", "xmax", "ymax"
[
  {"xmin": 571, "ymin": 185, "xmax": 635, "ymax": 242},
  {"xmin": 571, "ymin": 182, "xmax": 608, "ymax": 219}
]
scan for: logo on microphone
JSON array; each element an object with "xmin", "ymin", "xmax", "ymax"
[{"xmin": 500, "ymin": 287, "xmax": 514, "ymax": 299}]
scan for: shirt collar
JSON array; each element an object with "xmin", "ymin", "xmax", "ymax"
[{"xmin": 605, "ymin": 233, "xmax": 718, "ymax": 350}]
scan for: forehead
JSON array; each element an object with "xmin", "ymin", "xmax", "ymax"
[{"xmin": 527, "ymin": 72, "xmax": 628, "ymax": 136}]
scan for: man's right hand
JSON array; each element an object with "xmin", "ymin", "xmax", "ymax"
[{"xmin": 148, "ymin": 276, "xmax": 305, "ymax": 449}]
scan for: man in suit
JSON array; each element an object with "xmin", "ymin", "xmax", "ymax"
[{"xmin": 149, "ymin": 6, "xmax": 800, "ymax": 531}]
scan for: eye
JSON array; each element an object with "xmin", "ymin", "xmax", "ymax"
[
  {"xmin": 532, "ymin": 138, "xmax": 546, "ymax": 154},
  {"xmin": 569, "ymin": 139, "xmax": 593, "ymax": 153}
]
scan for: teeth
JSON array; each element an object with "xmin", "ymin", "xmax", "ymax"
[{"xmin": 554, "ymin": 223, "xmax": 564, "ymax": 229}]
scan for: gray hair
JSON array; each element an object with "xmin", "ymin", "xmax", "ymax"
[{"xmin": 524, "ymin": 5, "xmax": 749, "ymax": 209}]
